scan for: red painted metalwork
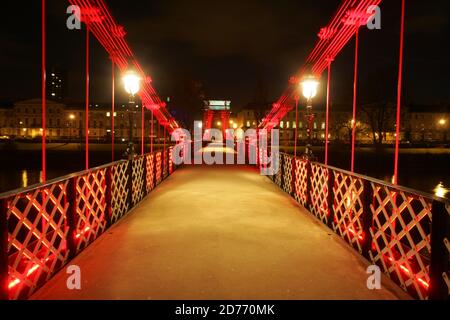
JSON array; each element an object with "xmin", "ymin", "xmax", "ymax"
[
  {"xmin": 41, "ymin": 0, "xmax": 46, "ymax": 182},
  {"xmin": 163, "ymin": 126, "xmax": 166, "ymax": 173},
  {"xmin": 68, "ymin": 0, "xmax": 179, "ymax": 133},
  {"xmin": 150, "ymin": 110, "xmax": 154, "ymax": 153},
  {"xmin": 260, "ymin": 0, "xmax": 382, "ymax": 131},
  {"xmin": 141, "ymin": 105, "xmax": 145, "ymax": 156},
  {"xmin": 85, "ymin": 27, "xmax": 90, "ymax": 170},
  {"xmin": 1, "ymin": 151, "xmax": 178, "ymax": 299},
  {"xmin": 203, "ymin": 110, "xmax": 214, "ymax": 131},
  {"xmin": 294, "ymin": 98, "xmax": 299, "ymax": 158},
  {"xmin": 394, "ymin": 0, "xmax": 406, "ymax": 185},
  {"xmin": 111, "ymin": 60, "xmax": 115, "ymax": 162},
  {"xmin": 351, "ymin": 28, "xmax": 359, "ymax": 173},
  {"xmin": 325, "ymin": 58, "xmax": 333, "ymax": 166},
  {"xmin": 270, "ymin": 152, "xmax": 449, "ymax": 300}
]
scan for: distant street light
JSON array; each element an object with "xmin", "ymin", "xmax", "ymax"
[
  {"xmin": 300, "ymin": 74, "xmax": 319, "ymax": 159},
  {"xmin": 438, "ymin": 118, "xmax": 446, "ymax": 126},
  {"xmin": 123, "ymin": 69, "xmax": 141, "ymax": 100},
  {"xmin": 217, "ymin": 121, "xmax": 222, "ymax": 127},
  {"xmin": 122, "ymin": 68, "xmax": 142, "ymax": 158}
]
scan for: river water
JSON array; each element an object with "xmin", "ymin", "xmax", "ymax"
[{"xmin": 0, "ymin": 144, "xmax": 449, "ymax": 198}]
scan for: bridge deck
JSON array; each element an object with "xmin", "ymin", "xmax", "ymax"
[{"xmin": 32, "ymin": 165, "xmax": 409, "ymax": 300}]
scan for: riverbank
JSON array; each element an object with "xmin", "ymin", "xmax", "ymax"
[{"xmin": 0, "ymin": 142, "xmax": 449, "ymax": 197}]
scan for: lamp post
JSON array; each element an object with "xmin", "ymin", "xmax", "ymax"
[
  {"xmin": 300, "ymin": 74, "xmax": 319, "ymax": 160},
  {"xmin": 122, "ymin": 68, "xmax": 141, "ymax": 159}
]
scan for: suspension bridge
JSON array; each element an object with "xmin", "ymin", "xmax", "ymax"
[{"xmin": 0, "ymin": 0, "xmax": 448, "ymax": 300}]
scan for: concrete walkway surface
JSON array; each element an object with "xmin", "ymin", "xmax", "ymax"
[{"xmin": 32, "ymin": 165, "xmax": 410, "ymax": 300}]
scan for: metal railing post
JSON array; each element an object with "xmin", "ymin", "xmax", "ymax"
[
  {"xmin": 361, "ymin": 179, "xmax": 374, "ymax": 259},
  {"xmin": 127, "ymin": 159, "xmax": 133, "ymax": 209},
  {"xmin": 326, "ymin": 168, "xmax": 335, "ymax": 229},
  {"xmin": 66, "ymin": 177, "xmax": 78, "ymax": 259},
  {"xmin": 306, "ymin": 160, "xmax": 312, "ymax": 208},
  {"xmin": 0, "ymin": 198, "xmax": 9, "ymax": 300},
  {"xmin": 105, "ymin": 166, "xmax": 112, "ymax": 227},
  {"xmin": 142, "ymin": 156, "xmax": 148, "ymax": 196},
  {"xmin": 429, "ymin": 200, "xmax": 449, "ymax": 300},
  {"xmin": 291, "ymin": 156, "xmax": 296, "ymax": 197}
]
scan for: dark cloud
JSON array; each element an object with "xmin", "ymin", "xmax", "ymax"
[{"xmin": 0, "ymin": 0, "xmax": 449, "ymax": 108}]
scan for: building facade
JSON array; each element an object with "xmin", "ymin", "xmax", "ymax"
[
  {"xmin": 0, "ymin": 99, "xmax": 158, "ymax": 142},
  {"xmin": 1, "ymin": 100, "xmax": 448, "ymax": 145}
]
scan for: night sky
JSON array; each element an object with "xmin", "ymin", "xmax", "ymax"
[{"xmin": 0, "ymin": 0, "xmax": 449, "ymax": 110}]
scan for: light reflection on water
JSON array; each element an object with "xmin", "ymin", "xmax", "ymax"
[
  {"xmin": 20, "ymin": 170, "xmax": 44, "ymax": 189},
  {"xmin": 434, "ymin": 182, "xmax": 449, "ymax": 198}
]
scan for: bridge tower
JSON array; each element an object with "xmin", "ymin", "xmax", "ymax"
[{"xmin": 203, "ymin": 100, "xmax": 231, "ymax": 141}]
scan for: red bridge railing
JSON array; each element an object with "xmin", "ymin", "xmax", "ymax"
[
  {"xmin": 262, "ymin": 153, "xmax": 449, "ymax": 300},
  {"xmin": 0, "ymin": 148, "xmax": 176, "ymax": 300}
]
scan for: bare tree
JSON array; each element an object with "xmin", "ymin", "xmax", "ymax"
[
  {"xmin": 333, "ymin": 111, "xmax": 368, "ymax": 144},
  {"xmin": 360, "ymin": 101, "xmax": 396, "ymax": 145}
]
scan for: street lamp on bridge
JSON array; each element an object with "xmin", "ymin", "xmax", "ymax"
[
  {"xmin": 300, "ymin": 74, "xmax": 319, "ymax": 160},
  {"xmin": 122, "ymin": 68, "xmax": 142, "ymax": 158}
]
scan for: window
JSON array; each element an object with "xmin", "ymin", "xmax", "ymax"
[
  {"xmin": 246, "ymin": 121, "xmax": 251, "ymax": 127},
  {"xmin": 299, "ymin": 122, "xmax": 303, "ymax": 129},
  {"xmin": 314, "ymin": 122, "xmax": 318, "ymax": 130},
  {"xmin": 286, "ymin": 122, "xmax": 290, "ymax": 129},
  {"xmin": 293, "ymin": 122, "xmax": 297, "ymax": 129},
  {"xmin": 280, "ymin": 121, "xmax": 284, "ymax": 129},
  {"xmin": 321, "ymin": 122, "xmax": 326, "ymax": 130}
]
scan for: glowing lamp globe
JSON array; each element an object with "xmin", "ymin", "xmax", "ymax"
[
  {"xmin": 301, "ymin": 75, "xmax": 319, "ymax": 100},
  {"xmin": 122, "ymin": 70, "xmax": 141, "ymax": 96}
]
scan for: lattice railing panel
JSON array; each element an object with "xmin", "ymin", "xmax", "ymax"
[
  {"xmin": 274, "ymin": 154, "xmax": 283, "ymax": 188},
  {"xmin": 332, "ymin": 171, "xmax": 365, "ymax": 253},
  {"xmin": 111, "ymin": 161, "xmax": 129, "ymax": 224},
  {"xmin": 163, "ymin": 150, "xmax": 169, "ymax": 179},
  {"xmin": 74, "ymin": 169, "xmax": 107, "ymax": 253},
  {"xmin": 294, "ymin": 158, "xmax": 308, "ymax": 207},
  {"xmin": 282, "ymin": 154, "xmax": 293, "ymax": 194},
  {"xmin": 146, "ymin": 154, "xmax": 155, "ymax": 193},
  {"xmin": 6, "ymin": 182, "xmax": 69, "ymax": 300},
  {"xmin": 155, "ymin": 152, "xmax": 162, "ymax": 185},
  {"xmin": 444, "ymin": 210, "xmax": 450, "ymax": 296},
  {"xmin": 132, "ymin": 156, "xmax": 145, "ymax": 206},
  {"xmin": 169, "ymin": 147, "xmax": 174, "ymax": 174},
  {"xmin": 369, "ymin": 183, "xmax": 432, "ymax": 300},
  {"xmin": 309, "ymin": 163, "xmax": 329, "ymax": 224}
]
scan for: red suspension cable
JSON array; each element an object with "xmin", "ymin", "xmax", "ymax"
[
  {"xmin": 111, "ymin": 59, "xmax": 115, "ymax": 162},
  {"xmin": 351, "ymin": 28, "xmax": 360, "ymax": 173},
  {"xmin": 141, "ymin": 105, "xmax": 145, "ymax": 155},
  {"xmin": 85, "ymin": 26, "xmax": 90, "ymax": 170},
  {"xmin": 325, "ymin": 59, "xmax": 332, "ymax": 166},
  {"xmin": 41, "ymin": 0, "xmax": 46, "ymax": 182},
  {"xmin": 393, "ymin": 0, "xmax": 406, "ymax": 185}
]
